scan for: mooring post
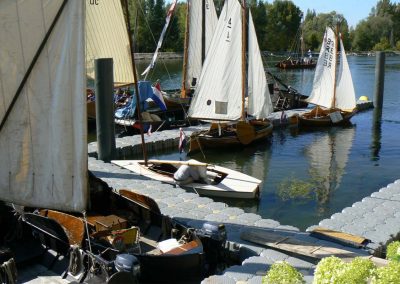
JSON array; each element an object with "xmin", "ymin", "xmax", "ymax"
[
  {"xmin": 95, "ymin": 58, "xmax": 116, "ymax": 162},
  {"xmin": 374, "ymin": 51, "xmax": 385, "ymax": 110}
]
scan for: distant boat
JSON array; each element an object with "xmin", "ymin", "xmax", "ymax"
[
  {"xmin": 275, "ymin": 20, "xmax": 316, "ymax": 70},
  {"xmin": 298, "ymin": 26, "xmax": 357, "ymax": 127},
  {"xmin": 112, "ymin": 159, "xmax": 261, "ymax": 199},
  {"xmin": 187, "ymin": 0, "xmax": 273, "ymax": 154}
]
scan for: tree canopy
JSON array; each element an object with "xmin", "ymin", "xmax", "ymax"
[{"xmin": 123, "ymin": 0, "xmax": 400, "ymax": 53}]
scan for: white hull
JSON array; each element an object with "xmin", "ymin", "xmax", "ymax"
[{"xmin": 112, "ymin": 159, "xmax": 261, "ymax": 199}]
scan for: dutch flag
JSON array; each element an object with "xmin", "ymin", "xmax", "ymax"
[{"xmin": 151, "ymin": 82, "xmax": 167, "ymax": 111}]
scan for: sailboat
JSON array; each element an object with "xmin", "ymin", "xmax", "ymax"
[
  {"xmin": 141, "ymin": 0, "xmax": 217, "ymax": 109},
  {"xmin": 298, "ymin": 26, "xmax": 357, "ymax": 127},
  {"xmin": 0, "ymin": 1, "xmax": 222, "ymax": 282},
  {"xmin": 275, "ymin": 20, "xmax": 316, "ymax": 69},
  {"xmin": 186, "ymin": 0, "xmax": 273, "ymax": 153},
  {"xmin": 86, "ymin": 0, "xmax": 135, "ymax": 121}
]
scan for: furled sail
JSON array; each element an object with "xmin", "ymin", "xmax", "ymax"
[
  {"xmin": 184, "ymin": 0, "xmax": 218, "ymax": 90},
  {"xmin": 306, "ymin": 27, "xmax": 337, "ymax": 108},
  {"xmin": 0, "ymin": 0, "xmax": 87, "ymax": 212},
  {"xmin": 86, "ymin": 0, "xmax": 134, "ymax": 86},
  {"xmin": 335, "ymin": 35, "xmax": 356, "ymax": 111},
  {"xmin": 188, "ymin": 0, "xmax": 242, "ymax": 120},
  {"xmin": 247, "ymin": 12, "xmax": 273, "ymax": 119}
]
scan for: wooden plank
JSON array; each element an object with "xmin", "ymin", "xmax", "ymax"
[
  {"xmin": 310, "ymin": 227, "xmax": 370, "ymax": 248},
  {"xmin": 147, "ymin": 159, "xmax": 209, "ymax": 167}
]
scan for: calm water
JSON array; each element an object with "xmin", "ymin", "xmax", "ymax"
[{"xmin": 125, "ymin": 56, "xmax": 400, "ymax": 230}]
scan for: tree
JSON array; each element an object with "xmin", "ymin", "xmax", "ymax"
[
  {"xmin": 265, "ymin": 0, "xmax": 302, "ymax": 52},
  {"xmin": 249, "ymin": 0, "xmax": 268, "ymax": 50}
]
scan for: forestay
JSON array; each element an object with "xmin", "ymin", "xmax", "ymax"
[
  {"xmin": 247, "ymin": 13, "xmax": 273, "ymax": 119},
  {"xmin": 335, "ymin": 35, "xmax": 356, "ymax": 112},
  {"xmin": 184, "ymin": 0, "xmax": 218, "ymax": 90},
  {"xmin": 0, "ymin": 0, "xmax": 87, "ymax": 212},
  {"xmin": 306, "ymin": 27, "xmax": 337, "ymax": 108},
  {"xmin": 86, "ymin": 0, "xmax": 134, "ymax": 86},
  {"xmin": 188, "ymin": 0, "xmax": 242, "ymax": 121}
]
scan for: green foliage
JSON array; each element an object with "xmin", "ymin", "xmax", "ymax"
[
  {"xmin": 396, "ymin": 40, "xmax": 400, "ymax": 51},
  {"xmin": 373, "ymin": 38, "xmax": 392, "ymax": 51},
  {"xmin": 263, "ymin": 261, "xmax": 305, "ymax": 284},
  {"xmin": 313, "ymin": 256, "xmax": 375, "ymax": 284},
  {"xmin": 386, "ymin": 241, "xmax": 400, "ymax": 262},
  {"xmin": 265, "ymin": 0, "xmax": 302, "ymax": 51},
  {"xmin": 371, "ymin": 261, "xmax": 400, "ymax": 283},
  {"xmin": 277, "ymin": 177, "xmax": 313, "ymax": 202}
]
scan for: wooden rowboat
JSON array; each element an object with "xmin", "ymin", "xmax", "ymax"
[{"xmin": 112, "ymin": 159, "xmax": 261, "ymax": 199}]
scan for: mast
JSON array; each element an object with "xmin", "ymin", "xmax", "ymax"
[
  {"xmin": 201, "ymin": 0, "xmax": 206, "ymax": 63},
  {"xmin": 124, "ymin": 0, "xmax": 148, "ymax": 165},
  {"xmin": 331, "ymin": 24, "xmax": 339, "ymax": 109},
  {"xmin": 241, "ymin": 0, "xmax": 246, "ymax": 120},
  {"xmin": 181, "ymin": 1, "xmax": 190, "ymax": 98}
]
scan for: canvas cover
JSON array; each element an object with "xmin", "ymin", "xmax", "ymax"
[
  {"xmin": 188, "ymin": 0, "xmax": 243, "ymax": 120},
  {"xmin": 0, "ymin": 0, "xmax": 87, "ymax": 212},
  {"xmin": 306, "ymin": 27, "xmax": 337, "ymax": 108},
  {"xmin": 184, "ymin": 0, "xmax": 218, "ymax": 90},
  {"xmin": 247, "ymin": 12, "xmax": 273, "ymax": 119},
  {"xmin": 86, "ymin": 0, "xmax": 134, "ymax": 86}
]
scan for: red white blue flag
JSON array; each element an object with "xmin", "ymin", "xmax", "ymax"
[{"xmin": 151, "ymin": 81, "xmax": 167, "ymax": 111}]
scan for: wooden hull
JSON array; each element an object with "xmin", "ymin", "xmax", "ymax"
[
  {"xmin": 189, "ymin": 120, "xmax": 273, "ymax": 154},
  {"xmin": 112, "ymin": 159, "xmax": 261, "ymax": 199},
  {"xmin": 298, "ymin": 107, "xmax": 357, "ymax": 127},
  {"xmin": 275, "ymin": 61, "xmax": 316, "ymax": 69}
]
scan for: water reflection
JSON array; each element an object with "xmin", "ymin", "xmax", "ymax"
[
  {"xmin": 276, "ymin": 127, "xmax": 356, "ymax": 213},
  {"xmin": 371, "ymin": 108, "xmax": 382, "ymax": 162}
]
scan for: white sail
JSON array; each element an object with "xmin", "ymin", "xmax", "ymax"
[
  {"xmin": 247, "ymin": 12, "xmax": 273, "ymax": 119},
  {"xmin": 86, "ymin": 0, "xmax": 134, "ymax": 86},
  {"xmin": 306, "ymin": 27, "xmax": 337, "ymax": 108},
  {"xmin": 0, "ymin": 0, "xmax": 87, "ymax": 212},
  {"xmin": 188, "ymin": 0, "xmax": 242, "ymax": 120},
  {"xmin": 185, "ymin": 0, "xmax": 218, "ymax": 90},
  {"xmin": 335, "ymin": 35, "xmax": 356, "ymax": 111}
]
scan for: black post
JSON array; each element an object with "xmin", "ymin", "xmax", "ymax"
[
  {"xmin": 374, "ymin": 52, "xmax": 385, "ymax": 110},
  {"xmin": 95, "ymin": 58, "xmax": 116, "ymax": 162}
]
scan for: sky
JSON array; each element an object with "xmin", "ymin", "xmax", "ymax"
[{"xmin": 291, "ymin": 0, "xmax": 400, "ymax": 28}]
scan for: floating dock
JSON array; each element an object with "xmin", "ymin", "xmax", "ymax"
[{"xmin": 86, "ymin": 102, "xmax": 400, "ymax": 283}]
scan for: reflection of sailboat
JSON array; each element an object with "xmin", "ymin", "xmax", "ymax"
[
  {"xmin": 0, "ymin": 1, "xmax": 217, "ymax": 282},
  {"xmin": 86, "ymin": 0, "xmax": 135, "ymax": 120},
  {"xmin": 299, "ymin": 26, "xmax": 357, "ymax": 127},
  {"xmin": 305, "ymin": 127, "xmax": 355, "ymax": 205},
  {"xmin": 187, "ymin": 0, "xmax": 273, "ymax": 153}
]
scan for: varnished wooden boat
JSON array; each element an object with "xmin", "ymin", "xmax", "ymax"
[
  {"xmin": 189, "ymin": 120, "xmax": 273, "ymax": 154},
  {"xmin": 298, "ymin": 106, "xmax": 357, "ymax": 127}
]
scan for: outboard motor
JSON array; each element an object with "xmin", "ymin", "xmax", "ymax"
[
  {"xmin": 114, "ymin": 254, "xmax": 140, "ymax": 278},
  {"xmin": 196, "ymin": 222, "xmax": 227, "ymax": 274}
]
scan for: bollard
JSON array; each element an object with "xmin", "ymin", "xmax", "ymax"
[
  {"xmin": 374, "ymin": 52, "xmax": 385, "ymax": 110},
  {"xmin": 95, "ymin": 58, "xmax": 116, "ymax": 162}
]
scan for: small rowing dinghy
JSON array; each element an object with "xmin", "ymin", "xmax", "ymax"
[{"xmin": 112, "ymin": 159, "xmax": 261, "ymax": 199}]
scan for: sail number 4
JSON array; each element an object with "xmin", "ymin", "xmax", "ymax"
[{"xmin": 226, "ymin": 18, "xmax": 232, "ymax": 42}]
